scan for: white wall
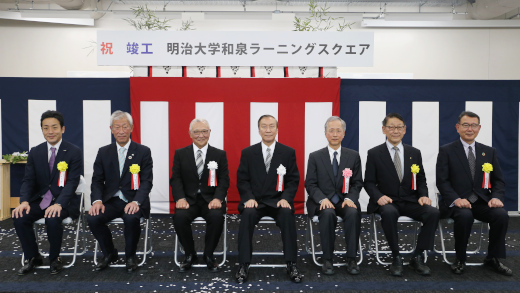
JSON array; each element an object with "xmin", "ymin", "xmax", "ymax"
[{"xmin": 1, "ymin": 2, "xmax": 520, "ymax": 79}]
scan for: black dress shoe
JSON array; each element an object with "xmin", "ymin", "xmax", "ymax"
[
  {"xmin": 126, "ymin": 256, "xmax": 138, "ymax": 273},
  {"xmin": 322, "ymin": 259, "xmax": 334, "ymax": 275},
  {"xmin": 17, "ymin": 255, "xmax": 43, "ymax": 275},
  {"xmin": 50, "ymin": 257, "xmax": 63, "ymax": 275},
  {"xmin": 203, "ymin": 255, "xmax": 220, "ymax": 272},
  {"xmin": 409, "ymin": 254, "xmax": 431, "ymax": 276},
  {"xmin": 179, "ymin": 254, "xmax": 197, "ymax": 273},
  {"xmin": 286, "ymin": 262, "xmax": 303, "ymax": 283},
  {"xmin": 346, "ymin": 258, "xmax": 360, "ymax": 275},
  {"xmin": 484, "ymin": 257, "xmax": 513, "ymax": 276},
  {"xmin": 450, "ymin": 259, "xmax": 466, "ymax": 275},
  {"xmin": 235, "ymin": 263, "xmax": 249, "ymax": 284},
  {"xmin": 95, "ymin": 249, "xmax": 118, "ymax": 271},
  {"xmin": 389, "ymin": 255, "xmax": 403, "ymax": 277}
]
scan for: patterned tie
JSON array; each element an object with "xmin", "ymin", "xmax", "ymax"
[
  {"xmin": 39, "ymin": 147, "xmax": 56, "ymax": 210},
  {"xmin": 393, "ymin": 146, "xmax": 403, "ymax": 182},
  {"xmin": 265, "ymin": 147, "xmax": 271, "ymax": 173},
  {"xmin": 196, "ymin": 150, "xmax": 203, "ymax": 179},
  {"xmin": 467, "ymin": 146, "xmax": 478, "ymax": 203},
  {"xmin": 115, "ymin": 147, "xmax": 128, "ymax": 203},
  {"xmin": 331, "ymin": 151, "xmax": 340, "ymax": 204}
]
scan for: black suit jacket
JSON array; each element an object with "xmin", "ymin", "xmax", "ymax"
[
  {"xmin": 20, "ymin": 140, "xmax": 83, "ymax": 218},
  {"xmin": 305, "ymin": 147, "xmax": 363, "ymax": 217},
  {"xmin": 236, "ymin": 142, "xmax": 300, "ymax": 212},
  {"xmin": 170, "ymin": 144, "xmax": 230, "ymax": 205},
  {"xmin": 364, "ymin": 142, "xmax": 428, "ymax": 214},
  {"xmin": 436, "ymin": 140, "xmax": 505, "ymax": 216},
  {"xmin": 91, "ymin": 141, "xmax": 153, "ymax": 217}
]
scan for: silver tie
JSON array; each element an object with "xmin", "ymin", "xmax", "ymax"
[
  {"xmin": 467, "ymin": 146, "xmax": 478, "ymax": 203},
  {"xmin": 265, "ymin": 147, "xmax": 271, "ymax": 173},
  {"xmin": 393, "ymin": 146, "xmax": 403, "ymax": 182},
  {"xmin": 196, "ymin": 150, "xmax": 203, "ymax": 179}
]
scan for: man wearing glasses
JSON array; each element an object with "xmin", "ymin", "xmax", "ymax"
[
  {"xmin": 365, "ymin": 113, "xmax": 439, "ymax": 277},
  {"xmin": 436, "ymin": 111, "xmax": 512, "ymax": 276},
  {"xmin": 170, "ymin": 118, "xmax": 229, "ymax": 272}
]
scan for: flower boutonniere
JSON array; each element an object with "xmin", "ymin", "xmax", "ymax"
[
  {"xmin": 207, "ymin": 161, "xmax": 218, "ymax": 187},
  {"xmin": 482, "ymin": 163, "xmax": 493, "ymax": 189},
  {"xmin": 342, "ymin": 168, "xmax": 352, "ymax": 194},
  {"xmin": 129, "ymin": 164, "xmax": 141, "ymax": 190},
  {"xmin": 57, "ymin": 161, "xmax": 68, "ymax": 187},
  {"xmin": 410, "ymin": 164, "xmax": 420, "ymax": 191},
  {"xmin": 276, "ymin": 164, "xmax": 286, "ymax": 192}
]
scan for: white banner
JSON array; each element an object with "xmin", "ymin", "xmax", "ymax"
[{"xmin": 97, "ymin": 31, "xmax": 374, "ymax": 67}]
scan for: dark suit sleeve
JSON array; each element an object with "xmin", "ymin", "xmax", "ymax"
[
  {"xmin": 90, "ymin": 148, "xmax": 105, "ymax": 204},
  {"xmin": 170, "ymin": 149, "xmax": 185, "ymax": 202},
  {"xmin": 416, "ymin": 150, "xmax": 429, "ymax": 199},
  {"xmin": 305, "ymin": 152, "xmax": 327, "ymax": 204},
  {"xmin": 55, "ymin": 147, "xmax": 82, "ymax": 206},
  {"xmin": 490, "ymin": 148, "xmax": 505, "ymax": 201},
  {"xmin": 213, "ymin": 151, "xmax": 230, "ymax": 202},
  {"xmin": 364, "ymin": 149, "xmax": 384, "ymax": 201},
  {"xmin": 436, "ymin": 146, "xmax": 459, "ymax": 205},
  {"xmin": 237, "ymin": 148, "xmax": 255, "ymax": 202},
  {"xmin": 281, "ymin": 148, "xmax": 299, "ymax": 203},
  {"xmin": 20, "ymin": 147, "xmax": 37, "ymax": 203},
  {"xmin": 346, "ymin": 152, "xmax": 363, "ymax": 202},
  {"xmin": 133, "ymin": 146, "xmax": 153, "ymax": 204}
]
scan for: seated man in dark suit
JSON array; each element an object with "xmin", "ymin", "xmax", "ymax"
[
  {"xmin": 436, "ymin": 111, "xmax": 512, "ymax": 276},
  {"xmin": 171, "ymin": 118, "xmax": 229, "ymax": 272},
  {"xmin": 87, "ymin": 110, "xmax": 153, "ymax": 273},
  {"xmin": 235, "ymin": 115, "xmax": 303, "ymax": 284},
  {"xmin": 305, "ymin": 116, "xmax": 363, "ymax": 275},
  {"xmin": 13, "ymin": 110, "xmax": 83, "ymax": 275},
  {"xmin": 365, "ymin": 113, "xmax": 439, "ymax": 277}
]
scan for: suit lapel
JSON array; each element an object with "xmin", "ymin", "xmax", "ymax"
[
  {"xmin": 402, "ymin": 145, "xmax": 413, "ymax": 185},
  {"xmin": 253, "ymin": 143, "xmax": 267, "ymax": 184},
  {"xmin": 50, "ymin": 142, "xmax": 67, "ymax": 181},
  {"xmin": 188, "ymin": 145, "xmax": 199, "ymax": 180},
  {"xmin": 319, "ymin": 148, "xmax": 336, "ymax": 184},
  {"xmin": 379, "ymin": 143, "xmax": 400, "ymax": 182},
  {"xmin": 337, "ymin": 147, "xmax": 352, "ymax": 187},
  {"xmin": 38, "ymin": 143, "xmax": 51, "ymax": 182},
  {"xmin": 454, "ymin": 140, "xmax": 473, "ymax": 181},
  {"xmin": 111, "ymin": 143, "xmax": 120, "ymax": 178},
  {"xmin": 474, "ymin": 142, "xmax": 486, "ymax": 184},
  {"xmin": 121, "ymin": 142, "xmax": 137, "ymax": 178}
]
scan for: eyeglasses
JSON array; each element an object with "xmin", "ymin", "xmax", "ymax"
[
  {"xmin": 459, "ymin": 123, "xmax": 480, "ymax": 130},
  {"xmin": 112, "ymin": 125, "xmax": 130, "ymax": 131},
  {"xmin": 385, "ymin": 125, "xmax": 405, "ymax": 132},
  {"xmin": 260, "ymin": 124, "xmax": 277, "ymax": 130},
  {"xmin": 192, "ymin": 129, "xmax": 210, "ymax": 136}
]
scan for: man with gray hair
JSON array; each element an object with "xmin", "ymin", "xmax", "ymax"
[
  {"xmin": 305, "ymin": 116, "xmax": 363, "ymax": 275},
  {"xmin": 87, "ymin": 110, "xmax": 153, "ymax": 273},
  {"xmin": 170, "ymin": 118, "xmax": 229, "ymax": 272}
]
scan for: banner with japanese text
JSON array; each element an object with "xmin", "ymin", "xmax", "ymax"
[{"xmin": 98, "ymin": 31, "xmax": 373, "ymax": 67}]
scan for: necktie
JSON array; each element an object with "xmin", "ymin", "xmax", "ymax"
[
  {"xmin": 265, "ymin": 147, "xmax": 271, "ymax": 173},
  {"xmin": 40, "ymin": 147, "xmax": 56, "ymax": 210},
  {"xmin": 196, "ymin": 150, "xmax": 203, "ymax": 179},
  {"xmin": 115, "ymin": 147, "xmax": 128, "ymax": 203},
  {"xmin": 393, "ymin": 146, "xmax": 403, "ymax": 182},
  {"xmin": 467, "ymin": 146, "xmax": 478, "ymax": 203},
  {"xmin": 331, "ymin": 151, "xmax": 340, "ymax": 204}
]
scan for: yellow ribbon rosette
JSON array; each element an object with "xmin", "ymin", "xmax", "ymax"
[
  {"xmin": 482, "ymin": 163, "xmax": 493, "ymax": 173},
  {"xmin": 57, "ymin": 161, "xmax": 68, "ymax": 172},
  {"xmin": 411, "ymin": 164, "xmax": 420, "ymax": 174},
  {"xmin": 129, "ymin": 164, "xmax": 141, "ymax": 174}
]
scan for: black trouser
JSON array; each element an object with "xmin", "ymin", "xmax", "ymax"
[
  {"xmin": 87, "ymin": 197, "xmax": 144, "ymax": 258},
  {"xmin": 238, "ymin": 205, "xmax": 297, "ymax": 264},
  {"xmin": 173, "ymin": 195, "xmax": 225, "ymax": 258},
  {"xmin": 13, "ymin": 199, "xmax": 70, "ymax": 262}
]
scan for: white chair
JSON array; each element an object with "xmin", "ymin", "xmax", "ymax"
[
  {"xmin": 306, "ymin": 215, "xmax": 363, "ymax": 267},
  {"xmin": 370, "ymin": 214, "xmax": 426, "ymax": 265},
  {"xmin": 434, "ymin": 194, "xmax": 486, "ymax": 266},
  {"xmin": 93, "ymin": 216, "xmax": 153, "ymax": 267},
  {"xmin": 249, "ymin": 216, "xmax": 287, "ymax": 268},
  {"xmin": 21, "ymin": 175, "xmax": 88, "ymax": 269},
  {"xmin": 174, "ymin": 215, "xmax": 227, "ymax": 268}
]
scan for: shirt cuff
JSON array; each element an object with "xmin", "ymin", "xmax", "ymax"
[
  {"xmin": 92, "ymin": 200, "xmax": 102, "ymax": 204},
  {"xmin": 344, "ymin": 198, "xmax": 353, "ymax": 203},
  {"xmin": 133, "ymin": 201, "xmax": 140, "ymax": 206}
]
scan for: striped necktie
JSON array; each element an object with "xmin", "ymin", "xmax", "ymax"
[
  {"xmin": 265, "ymin": 147, "xmax": 271, "ymax": 173},
  {"xmin": 196, "ymin": 150, "xmax": 203, "ymax": 179},
  {"xmin": 393, "ymin": 146, "xmax": 403, "ymax": 182}
]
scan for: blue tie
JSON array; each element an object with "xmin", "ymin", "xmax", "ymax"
[{"xmin": 331, "ymin": 151, "xmax": 340, "ymax": 204}]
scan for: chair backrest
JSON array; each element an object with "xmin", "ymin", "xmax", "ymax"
[{"xmin": 75, "ymin": 175, "xmax": 86, "ymax": 213}]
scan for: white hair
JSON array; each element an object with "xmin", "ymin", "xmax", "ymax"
[
  {"xmin": 324, "ymin": 116, "xmax": 346, "ymax": 132},
  {"xmin": 110, "ymin": 110, "xmax": 133, "ymax": 127},
  {"xmin": 189, "ymin": 118, "xmax": 210, "ymax": 132}
]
